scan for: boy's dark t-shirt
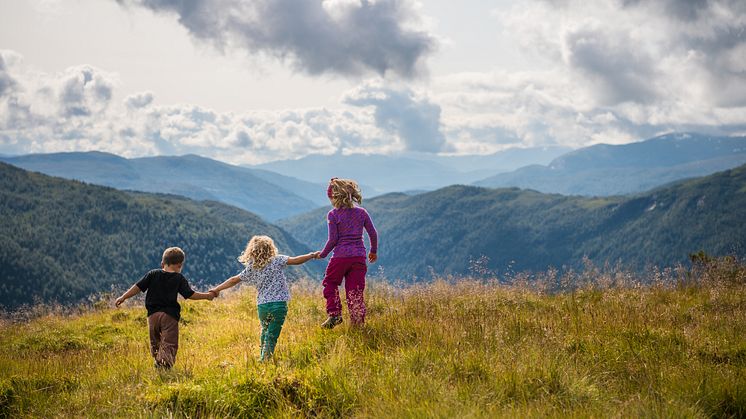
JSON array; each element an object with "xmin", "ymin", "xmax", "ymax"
[{"xmin": 136, "ymin": 269, "xmax": 195, "ymax": 320}]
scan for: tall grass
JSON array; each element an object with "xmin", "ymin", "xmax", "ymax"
[{"xmin": 0, "ymin": 258, "xmax": 744, "ymax": 417}]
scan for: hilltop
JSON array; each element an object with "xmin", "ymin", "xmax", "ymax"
[{"xmin": 0, "ymin": 260, "xmax": 744, "ymax": 417}]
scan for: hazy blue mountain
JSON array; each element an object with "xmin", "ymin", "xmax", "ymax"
[
  {"xmin": 279, "ymin": 164, "xmax": 746, "ymax": 280},
  {"xmin": 415, "ymin": 145, "xmax": 572, "ymax": 175},
  {"xmin": 0, "ymin": 152, "xmax": 327, "ymax": 221},
  {"xmin": 248, "ymin": 168, "xmax": 329, "ymax": 206},
  {"xmin": 474, "ymin": 133, "xmax": 746, "ymax": 196},
  {"xmin": 255, "ymin": 154, "xmax": 456, "ymax": 194},
  {"xmin": 253, "ymin": 146, "xmax": 571, "ymax": 194},
  {"xmin": 0, "ymin": 162, "xmax": 321, "ymax": 308}
]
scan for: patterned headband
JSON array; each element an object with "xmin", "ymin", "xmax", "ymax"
[{"xmin": 327, "ymin": 177, "xmax": 338, "ymax": 199}]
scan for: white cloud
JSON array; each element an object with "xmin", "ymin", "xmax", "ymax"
[
  {"xmin": 431, "ymin": 0, "xmax": 746, "ymax": 149},
  {"xmin": 0, "ymin": 50, "xmax": 396, "ymax": 162},
  {"xmin": 58, "ymin": 66, "xmax": 116, "ymax": 117},
  {"xmin": 344, "ymin": 80, "xmax": 447, "ymax": 152},
  {"xmin": 124, "ymin": 91, "xmax": 154, "ymax": 109}
]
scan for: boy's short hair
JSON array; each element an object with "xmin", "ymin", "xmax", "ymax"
[{"xmin": 162, "ymin": 247, "xmax": 185, "ymax": 266}]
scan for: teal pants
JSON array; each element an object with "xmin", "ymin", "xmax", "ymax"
[{"xmin": 257, "ymin": 301, "xmax": 288, "ymax": 361}]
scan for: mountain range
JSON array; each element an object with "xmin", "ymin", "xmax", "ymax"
[
  {"xmin": 0, "ymin": 162, "xmax": 320, "ymax": 309},
  {"xmin": 474, "ymin": 133, "xmax": 746, "ymax": 196},
  {"xmin": 2, "ymin": 158, "xmax": 744, "ymax": 308},
  {"xmin": 0, "ymin": 152, "xmax": 327, "ymax": 221},
  {"xmin": 3, "ymin": 131, "xmax": 745, "ymax": 307},
  {"xmin": 4, "ymin": 133, "xmax": 745, "ymax": 225},
  {"xmin": 280, "ymin": 163, "xmax": 746, "ymax": 279},
  {"xmin": 254, "ymin": 146, "xmax": 571, "ymax": 194}
]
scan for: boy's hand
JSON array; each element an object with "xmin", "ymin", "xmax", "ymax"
[
  {"xmin": 368, "ymin": 252, "xmax": 377, "ymax": 263},
  {"xmin": 115, "ymin": 296, "xmax": 125, "ymax": 307},
  {"xmin": 311, "ymin": 251, "xmax": 321, "ymax": 259}
]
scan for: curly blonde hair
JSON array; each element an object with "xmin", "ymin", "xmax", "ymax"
[
  {"xmin": 238, "ymin": 235, "xmax": 278, "ymax": 270},
  {"xmin": 329, "ymin": 178, "xmax": 363, "ymax": 209}
]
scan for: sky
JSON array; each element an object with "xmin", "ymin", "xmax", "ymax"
[{"xmin": 0, "ymin": 0, "xmax": 745, "ymax": 164}]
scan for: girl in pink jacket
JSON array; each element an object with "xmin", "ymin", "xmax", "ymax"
[{"xmin": 318, "ymin": 178, "xmax": 378, "ymax": 329}]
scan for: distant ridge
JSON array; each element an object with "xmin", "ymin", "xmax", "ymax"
[
  {"xmin": 254, "ymin": 146, "xmax": 570, "ymax": 194},
  {"xmin": 474, "ymin": 133, "xmax": 746, "ymax": 196},
  {"xmin": 280, "ymin": 164, "xmax": 746, "ymax": 279},
  {"xmin": 0, "ymin": 152, "xmax": 327, "ymax": 221}
]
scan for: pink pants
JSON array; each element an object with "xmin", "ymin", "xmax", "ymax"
[{"xmin": 322, "ymin": 256, "xmax": 367, "ymax": 325}]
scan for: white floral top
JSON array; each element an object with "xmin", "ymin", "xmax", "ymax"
[{"xmin": 239, "ymin": 255, "xmax": 291, "ymax": 304}]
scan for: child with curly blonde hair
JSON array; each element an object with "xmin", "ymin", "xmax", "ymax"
[
  {"xmin": 210, "ymin": 235, "xmax": 319, "ymax": 361},
  {"xmin": 318, "ymin": 177, "xmax": 378, "ymax": 329}
]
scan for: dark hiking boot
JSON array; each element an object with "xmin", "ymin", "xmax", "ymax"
[
  {"xmin": 154, "ymin": 361, "xmax": 172, "ymax": 371},
  {"xmin": 321, "ymin": 315, "xmax": 343, "ymax": 329}
]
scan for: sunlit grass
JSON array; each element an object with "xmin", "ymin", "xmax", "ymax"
[{"xmin": 1, "ymin": 261, "xmax": 744, "ymax": 417}]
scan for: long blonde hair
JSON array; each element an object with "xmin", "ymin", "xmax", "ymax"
[
  {"xmin": 238, "ymin": 235, "xmax": 277, "ymax": 270},
  {"xmin": 328, "ymin": 178, "xmax": 363, "ymax": 209}
]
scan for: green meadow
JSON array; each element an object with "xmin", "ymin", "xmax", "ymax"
[{"xmin": 1, "ymin": 258, "xmax": 744, "ymax": 418}]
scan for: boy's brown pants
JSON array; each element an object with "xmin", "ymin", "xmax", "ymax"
[{"xmin": 148, "ymin": 312, "xmax": 179, "ymax": 368}]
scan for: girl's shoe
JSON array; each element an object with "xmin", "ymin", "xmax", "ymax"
[{"xmin": 321, "ymin": 316, "xmax": 343, "ymax": 329}]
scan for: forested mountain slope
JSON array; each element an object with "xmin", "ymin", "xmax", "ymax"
[
  {"xmin": 281, "ymin": 164, "xmax": 746, "ymax": 279},
  {"xmin": 0, "ymin": 163, "xmax": 320, "ymax": 308}
]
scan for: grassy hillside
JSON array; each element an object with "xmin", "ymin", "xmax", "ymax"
[
  {"xmin": 1, "ymin": 261, "xmax": 744, "ymax": 417},
  {"xmin": 0, "ymin": 152, "xmax": 326, "ymax": 221},
  {"xmin": 0, "ymin": 163, "xmax": 320, "ymax": 309},
  {"xmin": 474, "ymin": 133, "xmax": 746, "ymax": 196},
  {"xmin": 280, "ymin": 165, "xmax": 746, "ymax": 279}
]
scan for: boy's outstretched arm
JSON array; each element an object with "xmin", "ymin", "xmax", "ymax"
[
  {"xmin": 188, "ymin": 291, "xmax": 215, "ymax": 301},
  {"xmin": 288, "ymin": 252, "xmax": 320, "ymax": 265},
  {"xmin": 209, "ymin": 275, "xmax": 241, "ymax": 295},
  {"xmin": 115, "ymin": 284, "xmax": 142, "ymax": 307}
]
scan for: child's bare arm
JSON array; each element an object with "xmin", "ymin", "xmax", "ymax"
[
  {"xmin": 188, "ymin": 291, "xmax": 215, "ymax": 301},
  {"xmin": 115, "ymin": 284, "xmax": 142, "ymax": 307},
  {"xmin": 209, "ymin": 275, "xmax": 241, "ymax": 295},
  {"xmin": 288, "ymin": 252, "xmax": 320, "ymax": 265}
]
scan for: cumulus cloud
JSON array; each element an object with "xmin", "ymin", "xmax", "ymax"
[
  {"xmin": 0, "ymin": 50, "xmax": 395, "ymax": 162},
  {"xmin": 449, "ymin": 0, "xmax": 746, "ymax": 148},
  {"xmin": 518, "ymin": 0, "xmax": 746, "ymax": 108},
  {"xmin": 620, "ymin": 0, "xmax": 716, "ymax": 22},
  {"xmin": 614, "ymin": 0, "xmax": 746, "ymax": 107},
  {"xmin": 0, "ymin": 53, "xmax": 18, "ymax": 98},
  {"xmin": 115, "ymin": 0, "xmax": 436, "ymax": 78},
  {"xmin": 58, "ymin": 66, "xmax": 116, "ymax": 117},
  {"xmin": 344, "ymin": 81, "xmax": 446, "ymax": 152},
  {"xmin": 562, "ymin": 24, "xmax": 659, "ymax": 105},
  {"xmin": 124, "ymin": 91, "xmax": 154, "ymax": 109}
]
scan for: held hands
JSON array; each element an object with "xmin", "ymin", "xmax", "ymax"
[
  {"xmin": 368, "ymin": 252, "xmax": 377, "ymax": 263},
  {"xmin": 311, "ymin": 251, "xmax": 321, "ymax": 259},
  {"xmin": 208, "ymin": 289, "xmax": 220, "ymax": 299}
]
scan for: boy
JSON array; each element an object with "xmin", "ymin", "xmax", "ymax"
[{"xmin": 115, "ymin": 247, "xmax": 215, "ymax": 369}]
